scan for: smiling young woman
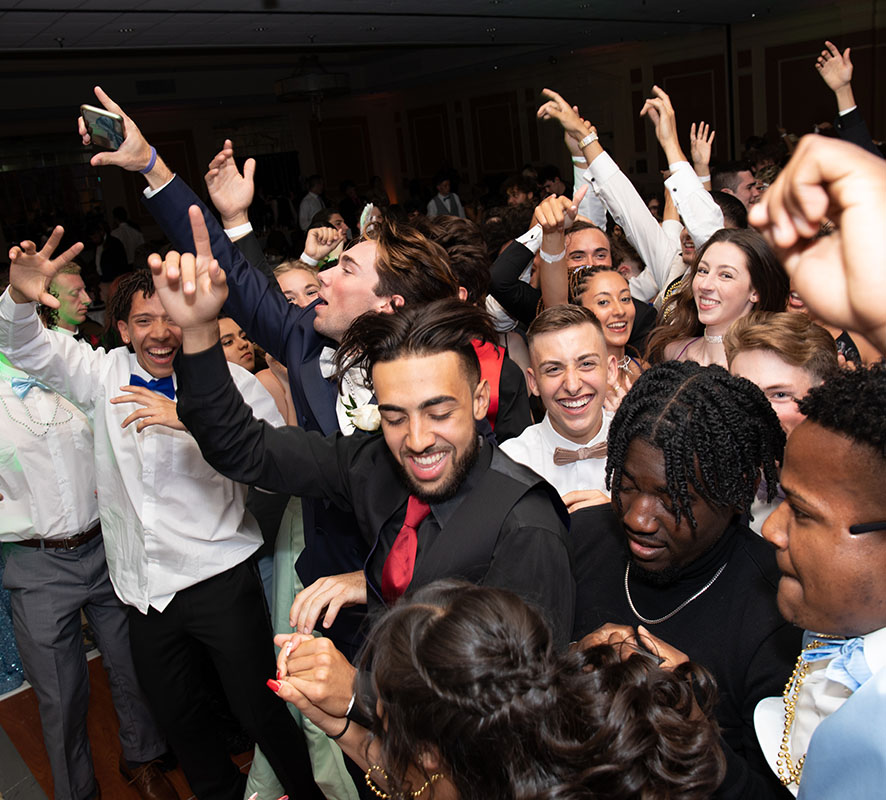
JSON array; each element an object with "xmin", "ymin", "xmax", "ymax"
[{"xmin": 645, "ymin": 228, "xmax": 789, "ymax": 368}]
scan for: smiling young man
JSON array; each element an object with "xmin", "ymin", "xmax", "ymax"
[
  {"xmin": 0, "ymin": 244, "xmax": 325, "ymax": 800},
  {"xmin": 570, "ymin": 361, "xmax": 801, "ymax": 800},
  {"xmin": 754, "ymin": 365, "xmax": 886, "ymax": 798},
  {"xmin": 501, "ymin": 305, "xmax": 615, "ymax": 511}
]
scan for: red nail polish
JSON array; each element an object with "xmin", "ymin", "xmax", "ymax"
[
  {"xmin": 266, "ymin": 679, "xmax": 281, "ymax": 693},
  {"xmin": 276, "ymin": 668, "xmax": 281, "ymax": 680}
]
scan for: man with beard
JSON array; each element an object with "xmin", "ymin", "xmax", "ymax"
[
  {"xmin": 148, "ymin": 217, "xmax": 572, "ymax": 647},
  {"xmin": 571, "ymin": 361, "xmax": 801, "ymax": 799}
]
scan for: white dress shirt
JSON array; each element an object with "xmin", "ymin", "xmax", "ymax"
[
  {"xmin": 663, "ymin": 161, "xmax": 725, "ymax": 248},
  {"xmin": 299, "ymin": 191, "xmax": 325, "ymax": 231},
  {"xmin": 500, "ymin": 411, "xmax": 612, "ymax": 497},
  {"xmin": 581, "ymin": 152, "xmax": 679, "ymax": 303},
  {"xmin": 754, "ymin": 627, "xmax": 886, "ymax": 796},
  {"xmin": 0, "ymin": 290, "xmax": 284, "ymax": 613},
  {"xmin": 318, "ymin": 345, "xmax": 374, "ymax": 435},
  {"xmin": 0, "ymin": 358, "xmax": 99, "ymax": 541}
]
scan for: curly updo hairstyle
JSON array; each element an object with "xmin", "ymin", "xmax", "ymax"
[
  {"xmin": 355, "ymin": 580, "xmax": 725, "ymax": 800},
  {"xmin": 606, "ymin": 360, "xmax": 786, "ymax": 529}
]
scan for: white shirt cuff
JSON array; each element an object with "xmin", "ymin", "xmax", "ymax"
[
  {"xmin": 516, "ymin": 224, "xmax": 543, "ymax": 254},
  {"xmin": 142, "ymin": 174, "xmax": 176, "ymax": 198},
  {"xmin": 838, "ymin": 105, "xmax": 858, "ymax": 117}
]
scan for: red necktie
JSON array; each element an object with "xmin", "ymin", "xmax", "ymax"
[{"xmin": 381, "ymin": 496, "xmax": 430, "ymax": 604}]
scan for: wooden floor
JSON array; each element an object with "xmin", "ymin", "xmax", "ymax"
[{"xmin": 0, "ymin": 654, "xmax": 253, "ymax": 800}]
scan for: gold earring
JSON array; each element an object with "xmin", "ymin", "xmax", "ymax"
[{"xmin": 364, "ymin": 765, "xmax": 443, "ymax": 799}]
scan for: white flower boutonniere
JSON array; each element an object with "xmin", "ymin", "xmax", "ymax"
[{"xmin": 344, "ymin": 395, "xmax": 381, "ymax": 432}]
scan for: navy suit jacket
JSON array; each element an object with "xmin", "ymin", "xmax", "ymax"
[{"xmin": 143, "ymin": 178, "xmax": 368, "ymax": 652}]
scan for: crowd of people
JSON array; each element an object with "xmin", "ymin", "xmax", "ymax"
[{"xmin": 0, "ymin": 37, "xmax": 885, "ymax": 800}]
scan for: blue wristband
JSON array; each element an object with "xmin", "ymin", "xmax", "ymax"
[{"xmin": 139, "ymin": 146, "xmax": 157, "ymax": 175}]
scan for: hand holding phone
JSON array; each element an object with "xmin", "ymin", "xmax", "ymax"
[{"xmin": 80, "ymin": 104, "xmax": 125, "ymax": 150}]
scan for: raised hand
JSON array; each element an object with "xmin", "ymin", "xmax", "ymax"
[
  {"xmin": 640, "ymin": 86, "xmax": 685, "ymax": 164},
  {"xmin": 816, "ymin": 40, "xmax": 853, "ymax": 93},
  {"xmin": 537, "ymin": 88, "xmax": 588, "ymax": 141},
  {"xmin": 8, "ymin": 226, "xmax": 84, "ymax": 306},
  {"xmin": 304, "ymin": 227, "xmax": 346, "ymax": 262},
  {"xmin": 748, "ymin": 135, "xmax": 886, "ymax": 355},
  {"xmin": 689, "ymin": 121, "xmax": 716, "ymax": 168},
  {"xmin": 148, "ymin": 206, "xmax": 228, "ymax": 339},
  {"xmin": 205, "ymin": 139, "xmax": 255, "ymax": 229},
  {"xmin": 533, "ymin": 185, "xmax": 589, "ymax": 234},
  {"xmin": 77, "ymin": 86, "xmax": 156, "ymax": 173}
]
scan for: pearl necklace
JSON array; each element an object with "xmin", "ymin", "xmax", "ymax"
[
  {"xmin": 0, "ymin": 387, "xmax": 72, "ymax": 437},
  {"xmin": 777, "ymin": 638, "xmax": 832, "ymax": 787},
  {"xmin": 624, "ymin": 561, "xmax": 727, "ymax": 625}
]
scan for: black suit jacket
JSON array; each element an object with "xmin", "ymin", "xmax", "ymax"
[
  {"xmin": 176, "ymin": 342, "xmax": 575, "ymax": 647},
  {"xmin": 834, "ymin": 107, "xmax": 882, "ymax": 159}
]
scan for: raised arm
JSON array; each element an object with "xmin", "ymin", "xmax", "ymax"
[
  {"xmin": 0, "ymin": 228, "xmax": 103, "ymax": 412},
  {"xmin": 815, "ymin": 41, "xmax": 881, "ymax": 157},
  {"xmin": 148, "ymin": 208, "xmax": 353, "ymax": 503},
  {"xmin": 537, "ymin": 88, "xmax": 678, "ymax": 303},
  {"xmin": 645, "ymin": 88, "xmax": 724, "ymax": 248},
  {"xmin": 79, "ymin": 86, "xmax": 303, "ymax": 363}
]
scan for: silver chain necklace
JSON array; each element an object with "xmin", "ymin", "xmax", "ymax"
[
  {"xmin": 0, "ymin": 388, "xmax": 72, "ymax": 437},
  {"xmin": 624, "ymin": 561, "xmax": 727, "ymax": 625}
]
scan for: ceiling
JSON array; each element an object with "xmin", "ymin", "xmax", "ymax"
[{"xmin": 0, "ymin": 0, "xmax": 839, "ymax": 53}]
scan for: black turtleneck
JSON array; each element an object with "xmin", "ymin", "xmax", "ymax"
[{"xmin": 572, "ymin": 503, "xmax": 801, "ymax": 800}]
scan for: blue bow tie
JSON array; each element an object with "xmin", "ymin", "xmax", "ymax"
[
  {"xmin": 803, "ymin": 637, "xmax": 873, "ymax": 692},
  {"xmin": 129, "ymin": 374, "xmax": 175, "ymax": 400},
  {"xmin": 10, "ymin": 376, "xmax": 50, "ymax": 399}
]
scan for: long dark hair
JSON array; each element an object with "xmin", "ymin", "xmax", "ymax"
[
  {"xmin": 355, "ymin": 581, "xmax": 725, "ymax": 800},
  {"xmin": 645, "ymin": 228, "xmax": 789, "ymax": 364}
]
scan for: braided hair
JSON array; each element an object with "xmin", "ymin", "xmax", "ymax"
[
  {"xmin": 356, "ymin": 580, "xmax": 725, "ymax": 800},
  {"xmin": 799, "ymin": 362, "xmax": 886, "ymax": 461},
  {"xmin": 606, "ymin": 361, "xmax": 785, "ymax": 529}
]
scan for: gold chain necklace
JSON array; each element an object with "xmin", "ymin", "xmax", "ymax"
[{"xmin": 777, "ymin": 638, "xmax": 840, "ymax": 786}]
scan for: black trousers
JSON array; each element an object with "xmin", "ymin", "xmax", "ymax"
[{"xmin": 128, "ymin": 557, "xmax": 323, "ymax": 800}]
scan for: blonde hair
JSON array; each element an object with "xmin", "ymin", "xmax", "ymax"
[{"xmin": 723, "ymin": 311, "xmax": 838, "ymax": 383}]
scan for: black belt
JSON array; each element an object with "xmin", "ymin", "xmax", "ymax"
[{"xmin": 18, "ymin": 522, "xmax": 102, "ymax": 550}]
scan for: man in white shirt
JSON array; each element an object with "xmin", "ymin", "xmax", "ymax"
[
  {"xmin": 755, "ymin": 365, "xmax": 886, "ymax": 798},
  {"xmin": 501, "ymin": 305, "xmax": 615, "ymax": 513},
  {"xmin": 0, "ymin": 240, "xmax": 324, "ymax": 800},
  {"xmin": 298, "ymin": 174, "xmax": 325, "ymax": 232},
  {"xmin": 0, "ymin": 343, "xmax": 176, "ymax": 800}
]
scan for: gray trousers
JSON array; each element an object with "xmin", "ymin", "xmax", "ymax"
[{"xmin": 3, "ymin": 535, "xmax": 166, "ymax": 800}]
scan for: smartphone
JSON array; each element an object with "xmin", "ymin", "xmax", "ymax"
[{"xmin": 80, "ymin": 104, "xmax": 125, "ymax": 150}]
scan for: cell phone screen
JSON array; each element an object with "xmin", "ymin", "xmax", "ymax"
[{"xmin": 81, "ymin": 106, "xmax": 125, "ymax": 150}]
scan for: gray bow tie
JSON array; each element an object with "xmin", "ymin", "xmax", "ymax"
[{"xmin": 553, "ymin": 442, "xmax": 608, "ymax": 465}]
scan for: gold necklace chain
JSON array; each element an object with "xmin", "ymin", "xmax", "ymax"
[{"xmin": 777, "ymin": 639, "xmax": 832, "ymax": 786}]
